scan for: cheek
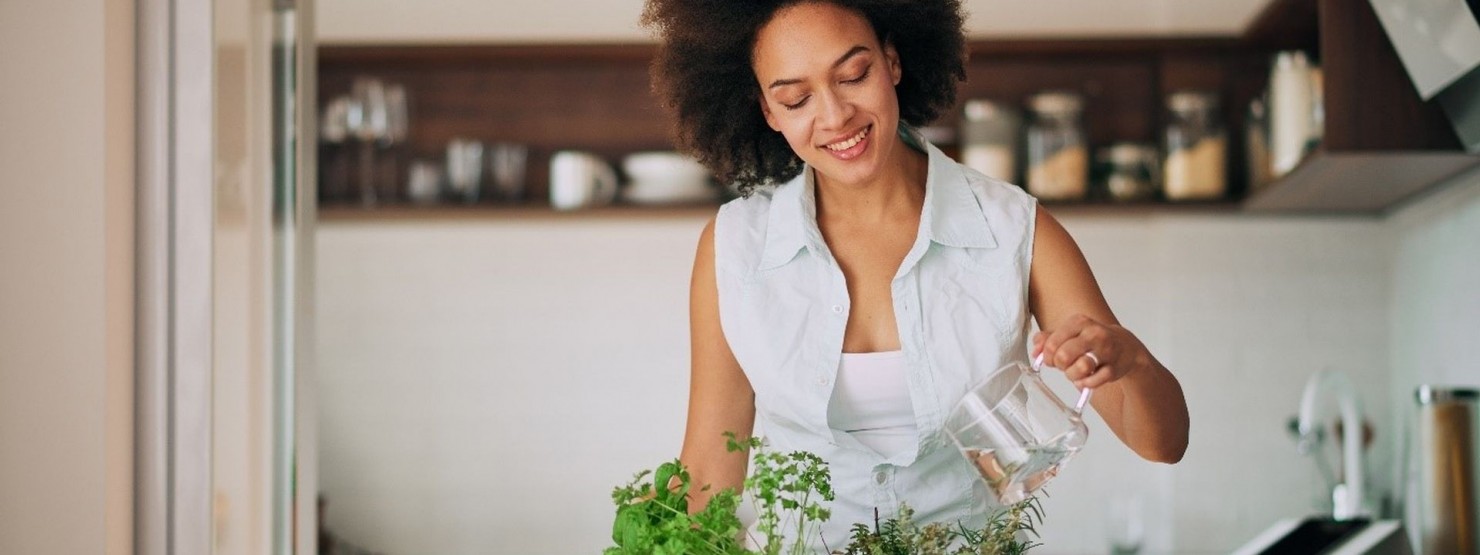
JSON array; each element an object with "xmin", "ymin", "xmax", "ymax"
[
  {"xmin": 772, "ymin": 114, "xmax": 814, "ymax": 151},
  {"xmin": 861, "ymin": 82, "xmax": 899, "ymax": 117}
]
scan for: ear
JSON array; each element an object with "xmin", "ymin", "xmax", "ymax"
[{"xmin": 884, "ymin": 42, "xmax": 902, "ymax": 85}]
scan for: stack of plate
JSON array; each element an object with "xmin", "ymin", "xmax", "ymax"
[{"xmin": 622, "ymin": 152, "xmax": 718, "ymax": 205}]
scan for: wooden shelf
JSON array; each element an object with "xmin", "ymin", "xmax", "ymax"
[
  {"xmin": 316, "ymin": 0, "xmax": 1479, "ymax": 218},
  {"xmin": 1240, "ymin": 0, "xmax": 1479, "ymax": 213},
  {"xmin": 1039, "ymin": 200, "xmax": 1243, "ymax": 216},
  {"xmin": 1243, "ymin": 150, "xmax": 1480, "ymax": 214},
  {"xmin": 317, "ymin": 203, "xmax": 718, "ymax": 223}
]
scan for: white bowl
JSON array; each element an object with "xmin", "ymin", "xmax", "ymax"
[{"xmin": 623, "ymin": 151, "xmax": 709, "ymax": 183}]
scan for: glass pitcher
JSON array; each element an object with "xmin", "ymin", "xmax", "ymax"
[{"xmin": 945, "ymin": 358, "xmax": 1092, "ymax": 504}]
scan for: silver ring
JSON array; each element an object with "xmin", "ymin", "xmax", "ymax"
[{"xmin": 1084, "ymin": 351, "xmax": 1101, "ymax": 369}]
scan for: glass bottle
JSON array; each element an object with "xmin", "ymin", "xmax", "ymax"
[
  {"xmin": 959, "ymin": 99, "xmax": 1021, "ymax": 183},
  {"xmin": 1162, "ymin": 90, "xmax": 1227, "ymax": 201},
  {"xmin": 1025, "ymin": 91, "xmax": 1088, "ymax": 201}
]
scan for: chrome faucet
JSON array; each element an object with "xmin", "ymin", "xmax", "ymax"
[{"xmin": 1296, "ymin": 369, "xmax": 1368, "ymax": 520}]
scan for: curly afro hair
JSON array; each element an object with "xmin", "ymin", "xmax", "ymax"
[{"xmin": 642, "ymin": 0, "xmax": 967, "ymax": 197}]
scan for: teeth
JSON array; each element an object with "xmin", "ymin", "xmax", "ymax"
[{"xmin": 825, "ymin": 127, "xmax": 868, "ymax": 151}]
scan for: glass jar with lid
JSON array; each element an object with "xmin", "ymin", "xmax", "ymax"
[
  {"xmin": 1025, "ymin": 91, "xmax": 1088, "ymax": 201},
  {"xmin": 1162, "ymin": 90, "xmax": 1227, "ymax": 201},
  {"xmin": 959, "ymin": 99, "xmax": 1021, "ymax": 183},
  {"xmin": 1098, "ymin": 143, "xmax": 1159, "ymax": 202}
]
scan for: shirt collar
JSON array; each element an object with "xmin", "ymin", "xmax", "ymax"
[{"xmin": 759, "ymin": 125, "xmax": 996, "ymax": 271}]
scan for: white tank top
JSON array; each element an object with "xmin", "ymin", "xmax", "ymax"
[{"xmin": 827, "ymin": 350, "xmax": 918, "ymax": 458}]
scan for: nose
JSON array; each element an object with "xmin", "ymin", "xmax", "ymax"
[{"xmin": 815, "ymin": 86, "xmax": 854, "ymax": 131}]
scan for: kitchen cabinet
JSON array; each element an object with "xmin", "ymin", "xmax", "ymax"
[
  {"xmin": 316, "ymin": 0, "xmax": 1478, "ymax": 219},
  {"xmin": 1240, "ymin": 0, "xmax": 1480, "ymax": 214}
]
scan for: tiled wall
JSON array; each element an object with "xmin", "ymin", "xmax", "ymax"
[
  {"xmin": 1385, "ymin": 166, "xmax": 1480, "ymax": 526},
  {"xmin": 316, "ymin": 205, "xmax": 1401, "ymax": 554}
]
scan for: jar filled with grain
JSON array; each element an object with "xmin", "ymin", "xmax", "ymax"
[
  {"xmin": 1024, "ymin": 91, "xmax": 1088, "ymax": 201},
  {"xmin": 1162, "ymin": 91, "xmax": 1227, "ymax": 201}
]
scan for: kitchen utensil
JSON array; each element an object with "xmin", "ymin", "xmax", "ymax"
[
  {"xmin": 1107, "ymin": 492, "xmax": 1145, "ymax": 555},
  {"xmin": 406, "ymin": 160, "xmax": 442, "ymax": 205},
  {"xmin": 1025, "ymin": 91, "xmax": 1088, "ymax": 201},
  {"xmin": 1269, "ymin": 51, "xmax": 1321, "ymax": 178},
  {"xmin": 1407, "ymin": 386, "xmax": 1478, "ymax": 555},
  {"xmin": 445, "ymin": 138, "xmax": 485, "ymax": 204},
  {"xmin": 622, "ymin": 151, "xmax": 708, "ymax": 184},
  {"xmin": 1162, "ymin": 90, "xmax": 1227, "ymax": 201},
  {"xmin": 349, "ymin": 77, "xmax": 389, "ymax": 206},
  {"xmin": 959, "ymin": 98, "xmax": 1021, "ymax": 183},
  {"xmin": 945, "ymin": 355, "xmax": 1091, "ymax": 504},
  {"xmin": 318, "ymin": 96, "xmax": 354, "ymax": 203},
  {"xmin": 488, "ymin": 142, "xmax": 529, "ymax": 202},
  {"xmin": 550, "ymin": 151, "xmax": 617, "ymax": 211},
  {"xmin": 377, "ymin": 83, "xmax": 409, "ymax": 203},
  {"xmin": 1099, "ymin": 143, "xmax": 1159, "ymax": 202},
  {"xmin": 622, "ymin": 181, "xmax": 718, "ymax": 205}
]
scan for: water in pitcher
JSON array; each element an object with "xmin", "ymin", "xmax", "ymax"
[{"xmin": 962, "ymin": 433, "xmax": 1080, "ymax": 504}]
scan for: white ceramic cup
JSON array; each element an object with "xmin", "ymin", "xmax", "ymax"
[{"xmin": 549, "ymin": 151, "xmax": 617, "ymax": 211}]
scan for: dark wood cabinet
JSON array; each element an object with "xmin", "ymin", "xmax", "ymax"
[
  {"xmin": 317, "ymin": 0, "xmax": 1478, "ymax": 218},
  {"xmin": 1241, "ymin": 0, "xmax": 1479, "ymax": 213}
]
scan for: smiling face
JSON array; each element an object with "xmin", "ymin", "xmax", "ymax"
[{"xmin": 752, "ymin": 2, "xmax": 906, "ymax": 189}]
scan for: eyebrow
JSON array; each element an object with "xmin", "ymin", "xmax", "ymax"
[{"xmin": 766, "ymin": 45, "xmax": 871, "ymax": 90}]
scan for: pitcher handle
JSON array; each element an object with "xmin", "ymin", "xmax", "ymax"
[{"xmin": 1034, "ymin": 353, "xmax": 1094, "ymax": 415}]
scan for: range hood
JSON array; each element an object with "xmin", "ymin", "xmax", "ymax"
[{"xmin": 1368, "ymin": 0, "xmax": 1480, "ymax": 151}]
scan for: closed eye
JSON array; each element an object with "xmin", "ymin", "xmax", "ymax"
[
  {"xmin": 783, "ymin": 96, "xmax": 810, "ymax": 111},
  {"xmin": 842, "ymin": 67, "xmax": 871, "ymax": 85}
]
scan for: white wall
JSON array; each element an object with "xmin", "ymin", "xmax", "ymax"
[
  {"xmin": 0, "ymin": 0, "xmax": 135, "ymax": 553},
  {"xmin": 315, "ymin": 0, "xmax": 1268, "ymax": 44},
  {"xmin": 316, "ymin": 217, "xmax": 704, "ymax": 555},
  {"xmin": 315, "ymin": 209, "xmax": 1395, "ymax": 554},
  {"xmin": 1385, "ymin": 165, "xmax": 1480, "ymax": 500}
]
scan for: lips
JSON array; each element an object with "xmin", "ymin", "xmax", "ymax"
[{"xmin": 820, "ymin": 124, "xmax": 871, "ymax": 160}]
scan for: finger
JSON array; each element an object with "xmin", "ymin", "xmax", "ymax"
[
  {"xmin": 1048, "ymin": 333, "xmax": 1089, "ymax": 370},
  {"xmin": 1039, "ymin": 315, "xmax": 1095, "ymax": 362},
  {"xmin": 1059, "ymin": 345, "xmax": 1098, "ymax": 382},
  {"xmin": 1030, "ymin": 331, "xmax": 1047, "ymax": 357},
  {"xmin": 1076, "ymin": 364, "xmax": 1117, "ymax": 389}
]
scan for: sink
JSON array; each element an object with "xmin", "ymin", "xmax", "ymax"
[{"xmin": 1232, "ymin": 518, "xmax": 1412, "ymax": 555}]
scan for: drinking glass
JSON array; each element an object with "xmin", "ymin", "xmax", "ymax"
[
  {"xmin": 406, "ymin": 160, "xmax": 442, "ymax": 205},
  {"xmin": 1107, "ymin": 493, "xmax": 1144, "ymax": 555},
  {"xmin": 350, "ymin": 77, "xmax": 388, "ymax": 206},
  {"xmin": 377, "ymin": 83, "xmax": 409, "ymax": 203},
  {"xmin": 488, "ymin": 142, "xmax": 529, "ymax": 202},
  {"xmin": 445, "ymin": 138, "xmax": 485, "ymax": 204}
]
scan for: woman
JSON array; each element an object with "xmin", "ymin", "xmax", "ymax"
[{"xmin": 642, "ymin": 0, "xmax": 1189, "ymax": 550}]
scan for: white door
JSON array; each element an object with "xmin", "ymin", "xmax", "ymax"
[{"xmin": 135, "ymin": 0, "xmax": 317, "ymax": 553}]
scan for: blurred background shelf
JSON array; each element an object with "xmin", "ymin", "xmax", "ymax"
[
  {"xmin": 1238, "ymin": 0, "xmax": 1480, "ymax": 214},
  {"xmin": 317, "ymin": 0, "xmax": 1478, "ymax": 217},
  {"xmin": 317, "ymin": 203, "xmax": 719, "ymax": 222}
]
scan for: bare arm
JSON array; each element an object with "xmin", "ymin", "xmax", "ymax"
[
  {"xmin": 1027, "ymin": 207, "xmax": 1189, "ymax": 463},
  {"xmin": 679, "ymin": 217, "xmax": 757, "ymax": 512}
]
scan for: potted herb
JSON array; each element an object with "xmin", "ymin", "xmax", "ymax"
[{"xmin": 608, "ymin": 436, "xmax": 1043, "ymax": 555}]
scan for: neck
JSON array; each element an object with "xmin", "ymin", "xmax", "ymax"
[{"xmin": 813, "ymin": 133, "xmax": 928, "ymax": 225}]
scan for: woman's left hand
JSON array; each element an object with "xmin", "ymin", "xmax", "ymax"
[{"xmin": 1031, "ymin": 313, "xmax": 1147, "ymax": 390}]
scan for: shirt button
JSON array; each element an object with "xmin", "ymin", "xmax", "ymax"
[
  {"xmin": 817, "ymin": 376, "xmax": 829, "ymax": 386},
  {"xmin": 831, "ymin": 304, "xmax": 844, "ymax": 315},
  {"xmin": 874, "ymin": 471, "xmax": 887, "ymax": 485}
]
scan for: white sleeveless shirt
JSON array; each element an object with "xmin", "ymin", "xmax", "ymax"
[{"xmin": 713, "ymin": 128, "xmax": 1038, "ymax": 551}]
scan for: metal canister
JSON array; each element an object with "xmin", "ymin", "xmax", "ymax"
[{"xmin": 1411, "ymin": 386, "xmax": 1479, "ymax": 555}]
